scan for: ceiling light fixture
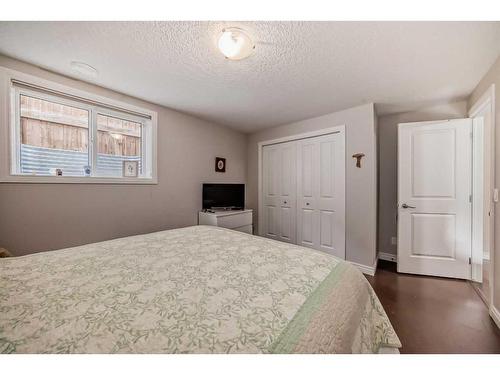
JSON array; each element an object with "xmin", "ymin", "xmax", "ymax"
[
  {"xmin": 70, "ymin": 61, "xmax": 98, "ymax": 77},
  {"xmin": 217, "ymin": 28, "xmax": 255, "ymax": 61}
]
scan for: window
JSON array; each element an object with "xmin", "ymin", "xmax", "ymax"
[
  {"xmin": 7, "ymin": 76, "xmax": 157, "ymax": 183},
  {"xmin": 95, "ymin": 113, "xmax": 143, "ymax": 177},
  {"xmin": 19, "ymin": 94, "xmax": 91, "ymax": 176}
]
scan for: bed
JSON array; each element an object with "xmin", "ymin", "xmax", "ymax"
[{"xmin": 0, "ymin": 225, "xmax": 401, "ymax": 354}]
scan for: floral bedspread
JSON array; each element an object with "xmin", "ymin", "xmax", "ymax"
[{"xmin": 0, "ymin": 225, "xmax": 400, "ymax": 353}]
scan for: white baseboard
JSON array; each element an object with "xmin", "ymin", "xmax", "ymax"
[
  {"xmin": 491, "ymin": 306, "xmax": 500, "ymax": 330},
  {"xmin": 349, "ymin": 258, "xmax": 378, "ymax": 276},
  {"xmin": 378, "ymin": 252, "xmax": 397, "ymax": 263}
]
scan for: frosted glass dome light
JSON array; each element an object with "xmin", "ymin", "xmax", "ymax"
[{"xmin": 217, "ymin": 28, "xmax": 255, "ymax": 60}]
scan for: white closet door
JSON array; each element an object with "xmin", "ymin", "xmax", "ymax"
[
  {"xmin": 262, "ymin": 142, "xmax": 297, "ymax": 243},
  {"xmin": 297, "ymin": 133, "xmax": 345, "ymax": 258}
]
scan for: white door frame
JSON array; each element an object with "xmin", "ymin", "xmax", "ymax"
[
  {"xmin": 257, "ymin": 125, "xmax": 346, "ymax": 237},
  {"xmin": 468, "ymin": 84, "xmax": 496, "ymax": 310}
]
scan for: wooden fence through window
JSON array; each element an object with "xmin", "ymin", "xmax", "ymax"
[{"xmin": 20, "ymin": 95, "xmax": 141, "ymax": 157}]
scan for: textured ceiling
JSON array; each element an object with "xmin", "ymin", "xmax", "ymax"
[{"xmin": 0, "ymin": 21, "xmax": 499, "ymax": 132}]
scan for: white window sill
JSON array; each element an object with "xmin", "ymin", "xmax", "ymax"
[{"xmin": 0, "ymin": 174, "xmax": 158, "ymax": 185}]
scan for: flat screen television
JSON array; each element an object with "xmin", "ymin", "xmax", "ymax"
[{"xmin": 202, "ymin": 183, "xmax": 245, "ymax": 210}]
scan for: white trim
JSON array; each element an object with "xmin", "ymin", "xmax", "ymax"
[
  {"xmin": 0, "ymin": 175, "xmax": 158, "ymax": 185},
  {"xmin": 257, "ymin": 125, "xmax": 346, "ymax": 238},
  {"xmin": 469, "ymin": 84, "xmax": 495, "ymax": 117},
  {"xmin": 0, "ymin": 67, "xmax": 158, "ymax": 185},
  {"xmin": 258, "ymin": 126, "xmax": 344, "ymax": 148},
  {"xmin": 471, "ymin": 115, "xmax": 485, "ymax": 282},
  {"xmin": 397, "ymin": 119, "xmax": 456, "ymax": 128},
  {"xmin": 468, "ymin": 84, "xmax": 495, "ymax": 307},
  {"xmin": 349, "ymin": 257, "xmax": 378, "ymax": 276},
  {"xmin": 472, "ymin": 282, "xmax": 490, "ymax": 307},
  {"xmin": 490, "ymin": 305, "xmax": 500, "ymax": 330},
  {"xmin": 378, "ymin": 251, "xmax": 397, "ymax": 263}
]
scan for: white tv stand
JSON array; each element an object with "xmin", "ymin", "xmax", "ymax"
[{"xmin": 198, "ymin": 209, "xmax": 253, "ymax": 234}]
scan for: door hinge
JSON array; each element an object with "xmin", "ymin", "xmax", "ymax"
[
  {"xmin": 469, "ymin": 194, "xmax": 472, "ymax": 203},
  {"xmin": 469, "ymin": 257, "xmax": 471, "ymax": 265}
]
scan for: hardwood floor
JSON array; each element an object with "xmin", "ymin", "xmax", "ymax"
[{"xmin": 366, "ymin": 260, "xmax": 500, "ymax": 354}]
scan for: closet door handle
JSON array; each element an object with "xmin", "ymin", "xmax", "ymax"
[{"xmin": 306, "ymin": 202, "xmax": 310, "ymax": 206}]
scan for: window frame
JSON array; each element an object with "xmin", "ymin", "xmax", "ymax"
[
  {"xmin": 0, "ymin": 68, "xmax": 158, "ymax": 184},
  {"xmin": 93, "ymin": 107, "xmax": 146, "ymax": 178}
]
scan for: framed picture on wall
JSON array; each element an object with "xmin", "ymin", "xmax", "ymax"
[
  {"xmin": 215, "ymin": 157, "xmax": 226, "ymax": 173},
  {"xmin": 123, "ymin": 161, "xmax": 139, "ymax": 177}
]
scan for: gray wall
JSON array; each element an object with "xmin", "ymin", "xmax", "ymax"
[
  {"xmin": 247, "ymin": 103, "xmax": 378, "ymax": 268},
  {"xmin": 376, "ymin": 101, "xmax": 468, "ymax": 256},
  {"xmin": 468, "ymin": 54, "xmax": 500, "ymax": 313},
  {"xmin": 0, "ymin": 55, "xmax": 247, "ymax": 256}
]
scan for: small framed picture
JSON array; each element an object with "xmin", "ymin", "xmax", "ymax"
[
  {"xmin": 123, "ymin": 161, "xmax": 138, "ymax": 177},
  {"xmin": 215, "ymin": 157, "xmax": 226, "ymax": 173}
]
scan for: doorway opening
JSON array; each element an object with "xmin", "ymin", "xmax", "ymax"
[{"xmin": 469, "ymin": 84, "xmax": 496, "ymax": 307}]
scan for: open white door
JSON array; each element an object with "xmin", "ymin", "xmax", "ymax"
[{"xmin": 398, "ymin": 119, "xmax": 472, "ymax": 279}]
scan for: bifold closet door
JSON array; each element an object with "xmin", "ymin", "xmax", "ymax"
[
  {"xmin": 262, "ymin": 142, "xmax": 297, "ymax": 243},
  {"xmin": 296, "ymin": 133, "xmax": 345, "ymax": 258}
]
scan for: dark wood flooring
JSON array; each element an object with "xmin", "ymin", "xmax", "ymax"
[{"xmin": 366, "ymin": 260, "xmax": 500, "ymax": 354}]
